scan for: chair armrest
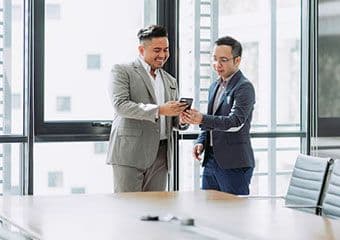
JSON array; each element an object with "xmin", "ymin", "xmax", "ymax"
[{"xmin": 285, "ymin": 204, "xmax": 320, "ymax": 208}]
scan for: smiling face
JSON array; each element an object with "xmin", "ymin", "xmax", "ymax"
[
  {"xmin": 138, "ymin": 37, "xmax": 169, "ymax": 70},
  {"xmin": 212, "ymin": 45, "xmax": 241, "ymax": 80}
]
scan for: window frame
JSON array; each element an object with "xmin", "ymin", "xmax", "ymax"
[
  {"xmin": 34, "ymin": 0, "xmax": 166, "ymax": 142},
  {"xmin": 174, "ymin": 0, "xmax": 309, "ymax": 194}
]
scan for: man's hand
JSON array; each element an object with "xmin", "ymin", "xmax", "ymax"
[
  {"xmin": 179, "ymin": 112, "xmax": 187, "ymax": 125},
  {"xmin": 181, "ymin": 109, "xmax": 203, "ymax": 125},
  {"xmin": 159, "ymin": 101, "xmax": 187, "ymax": 116},
  {"xmin": 192, "ymin": 144, "xmax": 204, "ymax": 161}
]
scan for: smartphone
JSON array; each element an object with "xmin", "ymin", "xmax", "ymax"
[{"xmin": 179, "ymin": 97, "xmax": 193, "ymax": 111}]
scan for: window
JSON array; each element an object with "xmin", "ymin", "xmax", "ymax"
[
  {"xmin": 94, "ymin": 142, "xmax": 107, "ymax": 154},
  {"xmin": 71, "ymin": 187, "xmax": 86, "ymax": 194},
  {"xmin": 12, "ymin": 5, "xmax": 22, "ymax": 21},
  {"xmin": 178, "ymin": 0, "xmax": 303, "ymax": 195},
  {"xmin": 35, "ymin": 142, "xmax": 112, "ymax": 195},
  {"xmin": 48, "ymin": 171, "xmax": 63, "ymax": 187},
  {"xmin": 312, "ymin": 0, "xmax": 340, "ymax": 161},
  {"xmin": 87, "ymin": 54, "xmax": 101, "ymax": 70},
  {"xmin": 56, "ymin": 96, "xmax": 71, "ymax": 112},
  {"xmin": 0, "ymin": 0, "xmax": 27, "ymax": 195},
  {"xmin": 0, "ymin": 0, "xmax": 24, "ymax": 135},
  {"xmin": 33, "ymin": 0, "xmax": 159, "ymax": 195},
  {"xmin": 46, "ymin": 4, "xmax": 61, "ymax": 20},
  {"xmin": 317, "ymin": 0, "xmax": 340, "ymax": 135},
  {"xmin": 36, "ymin": 0, "xmax": 157, "ymax": 138},
  {"xmin": 0, "ymin": 143, "xmax": 24, "ymax": 195},
  {"xmin": 12, "ymin": 93, "xmax": 21, "ymax": 109}
]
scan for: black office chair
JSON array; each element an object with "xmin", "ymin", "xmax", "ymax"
[{"xmin": 321, "ymin": 159, "xmax": 340, "ymax": 219}]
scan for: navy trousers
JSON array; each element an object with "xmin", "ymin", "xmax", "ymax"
[{"xmin": 202, "ymin": 147, "xmax": 253, "ymax": 195}]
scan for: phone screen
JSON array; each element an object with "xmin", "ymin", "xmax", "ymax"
[{"xmin": 180, "ymin": 98, "xmax": 193, "ymax": 110}]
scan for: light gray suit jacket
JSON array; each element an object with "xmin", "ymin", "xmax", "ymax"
[{"xmin": 106, "ymin": 59, "xmax": 183, "ymax": 171}]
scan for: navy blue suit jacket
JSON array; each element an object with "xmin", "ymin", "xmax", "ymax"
[{"xmin": 196, "ymin": 70, "xmax": 255, "ymax": 169}]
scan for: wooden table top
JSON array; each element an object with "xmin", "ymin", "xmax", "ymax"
[{"xmin": 0, "ymin": 190, "xmax": 339, "ymax": 240}]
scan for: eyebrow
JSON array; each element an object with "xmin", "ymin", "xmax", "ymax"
[
  {"xmin": 212, "ymin": 56, "xmax": 232, "ymax": 59},
  {"xmin": 153, "ymin": 47, "xmax": 169, "ymax": 50}
]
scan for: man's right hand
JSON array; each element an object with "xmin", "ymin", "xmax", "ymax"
[
  {"xmin": 159, "ymin": 101, "xmax": 187, "ymax": 116},
  {"xmin": 192, "ymin": 144, "xmax": 204, "ymax": 161}
]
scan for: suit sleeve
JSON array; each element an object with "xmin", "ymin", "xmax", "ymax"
[
  {"xmin": 196, "ymin": 130, "xmax": 207, "ymax": 146},
  {"xmin": 200, "ymin": 82, "xmax": 255, "ymax": 131},
  {"xmin": 109, "ymin": 64, "xmax": 158, "ymax": 123}
]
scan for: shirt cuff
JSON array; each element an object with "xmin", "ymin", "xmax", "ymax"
[{"xmin": 155, "ymin": 107, "xmax": 160, "ymax": 121}]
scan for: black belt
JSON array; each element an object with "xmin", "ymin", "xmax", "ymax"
[{"xmin": 160, "ymin": 139, "xmax": 168, "ymax": 146}]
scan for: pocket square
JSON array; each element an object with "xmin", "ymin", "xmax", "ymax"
[{"xmin": 226, "ymin": 95, "xmax": 231, "ymax": 104}]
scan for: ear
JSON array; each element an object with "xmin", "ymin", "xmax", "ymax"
[
  {"xmin": 138, "ymin": 45, "xmax": 144, "ymax": 56},
  {"xmin": 234, "ymin": 56, "xmax": 241, "ymax": 66}
]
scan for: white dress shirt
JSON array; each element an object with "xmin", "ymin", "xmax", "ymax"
[
  {"xmin": 210, "ymin": 70, "xmax": 239, "ymax": 146},
  {"xmin": 138, "ymin": 56, "xmax": 167, "ymax": 140}
]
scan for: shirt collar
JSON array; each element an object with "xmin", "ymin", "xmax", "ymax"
[
  {"xmin": 219, "ymin": 69, "xmax": 239, "ymax": 87},
  {"xmin": 138, "ymin": 56, "xmax": 160, "ymax": 76}
]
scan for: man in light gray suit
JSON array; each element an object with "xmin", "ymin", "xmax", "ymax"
[{"xmin": 106, "ymin": 25, "xmax": 187, "ymax": 192}]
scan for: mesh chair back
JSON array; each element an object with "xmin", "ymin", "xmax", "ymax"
[
  {"xmin": 323, "ymin": 159, "xmax": 340, "ymax": 219},
  {"xmin": 285, "ymin": 154, "xmax": 332, "ymax": 213}
]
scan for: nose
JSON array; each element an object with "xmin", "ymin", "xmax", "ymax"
[
  {"xmin": 158, "ymin": 51, "xmax": 166, "ymax": 58},
  {"xmin": 160, "ymin": 49, "xmax": 170, "ymax": 58}
]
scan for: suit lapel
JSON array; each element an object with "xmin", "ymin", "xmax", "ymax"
[
  {"xmin": 133, "ymin": 59, "xmax": 157, "ymax": 104},
  {"xmin": 160, "ymin": 70, "xmax": 171, "ymax": 102},
  {"xmin": 159, "ymin": 70, "xmax": 175, "ymax": 136},
  {"xmin": 208, "ymin": 81, "xmax": 220, "ymax": 114}
]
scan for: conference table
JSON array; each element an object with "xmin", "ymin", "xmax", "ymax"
[{"xmin": 0, "ymin": 190, "xmax": 339, "ymax": 239}]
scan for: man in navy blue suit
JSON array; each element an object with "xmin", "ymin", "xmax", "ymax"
[{"xmin": 181, "ymin": 36, "xmax": 255, "ymax": 195}]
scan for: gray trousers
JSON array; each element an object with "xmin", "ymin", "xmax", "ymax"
[{"xmin": 112, "ymin": 143, "xmax": 168, "ymax": 192}]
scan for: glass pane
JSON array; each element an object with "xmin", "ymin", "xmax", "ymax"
[
  {"xmin": 276, "ymin": 174, "xmax": 290, "ymax": 196},
  {"xmin": 276, "ymin": 1, "xmax": 301, "ymax": 128},
  {"xmin": 251, "ymin": 174, "xmax": 290, "ymax": 196},
  {"xmin": 178, "ymin": 0, "xmax": 302, "ymax": 196},
  {"xmin": 276, "ymin": 138, "xmax": 300, "ymax": 171},
  {"xmin": 44, "ymin": 0, "xmax": 157, "ymax": 121},
  {"xmin": 178, "ymin": 140, "xmax": 200, "ymax": 191},
  {"xmin": 34, "ymin": 142, "xmax": 112, "ymax": 195},
  {"xmin": 311, "ymin": 137, "xmax": 340, "ymax": 160},
  {"xmin": 0, "ymin": 143, "xmax": 23, "ymax": 195},
  {"xmin": 251, "ymin": 175, "xmax": 268, "ymax": 195},
  {"xmin": 250, "ymin": 173, "xmax": 293, "ymax": 196},
  {"xmin": 179, "ymin": 0, "xmax": 301, "ymax": 132},
  {"xmin": 0, "ymin": 1, "xmax": 24, "ymax": 134},
  {"xmin": 217, "ymin": 0, "xmax": 270, "ymax": 125},
  {"xmin": 179, "ymin": 137, "xmax": 299, "ymax": 194},
  {"xmin": 318, "ymin": 0, "xmax": 340, "ymax": 118}
]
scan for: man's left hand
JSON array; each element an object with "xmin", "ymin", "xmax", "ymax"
[{"xmin": 181, "ymin": 109, "xmax": 203, "ymax": 125}]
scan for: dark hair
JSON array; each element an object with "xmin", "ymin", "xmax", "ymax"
[
  {"xmin": 215, "ymin": 36, "xmax": 242, "ymax": 58},
  {"xmin": 137, "ymin": 25, "xmax": 168, "ymax": 43}
]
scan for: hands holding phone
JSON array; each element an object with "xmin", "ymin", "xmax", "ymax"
[
  {"xmin": 177, "ymin": 97, "xmax": 199, "ymax": 125},
  {"xmin": 179, "ymin": 98, "xmax": 203, "ymax": 125},
  {"xmin": 159, "ymin": 101, "xmax": 187, "ymax": 116},
  {"xmin": 159, "ymin": 97, "xmax": 194, "ymax": 117},
  {"xmin": 180, "ymin": 109, "xmax": 203, "ymax": 125},
  {"xmin": 159, "ymin": 97, "xmax": 202, "ymax": 125},
  {"xmin": 177, "ymin": 98, "xmax": 204, "ymax": 162}
]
